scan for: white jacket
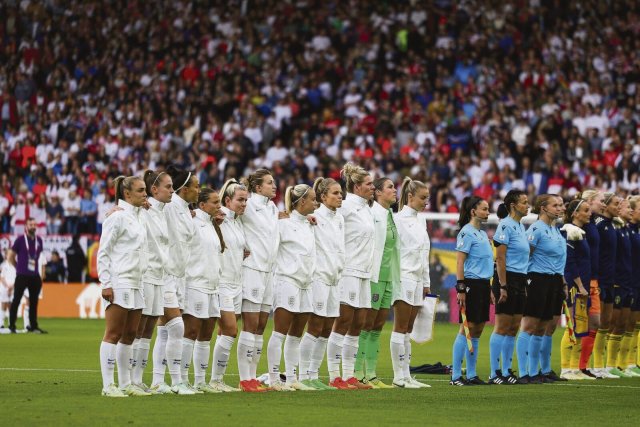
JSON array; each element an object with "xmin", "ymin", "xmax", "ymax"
[
  {"xmin": 395, "ymin": 206, "xmax": 431, "ymax": 287},
  {"xmin": 97, "ymin": 200, "xmax": 147, "ymax": 289},
  {"xmin": 275, "ymin": 211, "xmax": 315, "ymax": 289},
  {"xmin": 219, "ymin": 206, "xmax": 246, "ymax": 287},
  {"xmin": 313, "ymin": 203, "xmax": 345, "ymax": 286},
  {"xmin": 185, "ymin": 209, "xmax": 222, "ymax": 293},
  {"xmin": 370, "ymin": 201, "xmax": 391, "ymax": 283},
  {"xmin": 163, "ymin": 193, "xmax": 195, "ymax": 278},
  {"xmin": 338, "ymin": 193, "xmax": 375, "ymax": 279},
  {"xmin": 141, "ymin": 197, "xmax": 169, "ymax": 285},
  {"xmin": 240, "ymin": 193, "xmax": 279, "ymax": 272}
]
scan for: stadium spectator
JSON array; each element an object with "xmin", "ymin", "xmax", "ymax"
[
  {"xmin": 65, "ymin": 235, "xmax": 86, "ymax": 283},
  {"xmin": 44, "ymin": 250, "xmax": 66, "ymax": 283},
  {"xmin": 79, "ymin": 189, "xmax": 98, "ymax": 234},
  {"xmin": 0, "ymin": 0, "xmax": 639, "ymax": 232}
]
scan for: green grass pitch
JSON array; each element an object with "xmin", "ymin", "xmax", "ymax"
[{"xmin": 1, "ymin": 319, "xmax": 638, "ymax": 426}]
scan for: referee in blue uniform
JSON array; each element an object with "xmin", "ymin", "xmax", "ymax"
[
  {"xmin": 489, "ymin": 189, "xmax": 530, "ymax": 384},
  {"xmin": 516, "ymin": 195, "xmax": 566, "ymax": 384},
  {"xmin": 450, "ymin": 196, "xmax": 494, "ymax": 386}
]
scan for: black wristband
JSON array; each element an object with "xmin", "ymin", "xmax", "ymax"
[{"xmin": 456, "ymin": 280, "xmax": 466, "ymax": 294}]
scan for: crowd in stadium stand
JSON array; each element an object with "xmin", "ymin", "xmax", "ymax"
[{"xmin": 1, "ymin": 0, "xmax": 640, "ymax": 236}]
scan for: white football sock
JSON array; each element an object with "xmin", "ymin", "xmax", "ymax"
[
  {"xmin": 193, "ymin": 340, "xmax": 211, "ymax": 385},
  {"xmin": 267, "ymin": 331, "xmax": 285, "ymax": 384},
  {"xmin": 237, "ymin": 331, "xmax": 255, "ymax": 381},
  {"xmin": 135, "ymin": 338, "xmax": 151, "ymax": 384},
  {"xmin": 180, "ymin": 338, "xmax": 195, "ymax": 384},
  {"xmin": 309, "ymin": 336, "xmax": 328, "ymax": 380},
  {"xmin": 404, "ymin": 333, "xmax": 412, "ymax": 379},
  {"xmin": 251, "ymin": 334, "xmax": 264, "ymax": 379},
  {"xmin": 165, "ymin": 317, "xmax": 184, "ymax": 386},
  {"xmin": 327, "ymin": 332, "xmax": 344, "ymax": 381},
  {"xmin": 116, "ymin": 342, "xmax": 132, "ymax": 388},
  {"xmin": 390, "ymin": 332, "xmax": 406, "ymax": 382},
  {"xmin": 284, "ymin": 335, "xmax": 302, "ymax": 384},
  {"xmin": 100, "ymin": 341, "xmax": 117, "ymax": 389},
  {"xmin": 130, "ymin": 339, "xmax": 141, "ymax": 384},
  {"xmin": 299, "ymin": 333, "xmax": 317, "ymax": 381},
  {"xmin": 212, "ymin": 335, "xmax": 234, "ymax": 382},
  {"xmin": 152, "ymin": 326, "xmax": 168, "ymax": 386},
  {"xmin": 342, "ymin": 334, "xmax": 359, "ymax": 380}
]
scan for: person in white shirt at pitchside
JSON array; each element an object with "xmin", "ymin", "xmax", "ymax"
[
  {"xmin": 327, "ymin": 162, "xmax": 375, "ymax": 390},
  {"xmin": 130, "ymin": 170, "xmax": 174, "ymax": 394},
  {"xmin": 156, "ymin": 165, "xmax": 200, "ymax": 395},
  {"xmin": 181, "ymin": 188, "xmax": 226, "ymax": 394},
  {"xmin": 98, "ymin": 175, "xmax": 149, "ymax": 397},
  {"xmin": 298, "ymin": 177, "xmax": 345, "ymax": 390},
  {"xmin": 238, "ymin": 169, "xmax": 281, "ymax": 387},
  {"xmin": 266, "ymin": 183, "xmax": 317, "ymax": 391},
  {"xmin": 213, "ymin": 179, "xmax": 253, "ymax": 392},
  {"xmin": 391, "ymin": 177, "xmax": 432, "ymax": 389}
]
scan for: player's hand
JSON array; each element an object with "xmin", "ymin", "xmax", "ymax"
[
  {"xmin": 578, "ymin": 286, "xmax": 588, "ymax": 297},
  {"xmin": 142, "ymin": 200, "xmax": 151, "ymax": 210},
  {"xmin": 490, "ymin": 291, "xmax": 496, "ymax": 305},
  {"xmin": 214, "ymin": 209, "xmax": 226, "ymax": 225},
  {"xmin": 563, "ymin": 284, "xmax": 569, "ymax": 299},
  {"xmin": 278, "ymin": 211, "xmax": 289, "ymax": 219},
  {"xmin": 102, "ymin": 288, "xmax": 114, "ymax": 303},
  {"xmin": 498, "ymin": 288, "xmax": 508, "ymax": 304},
  {"xmin": 306, "ymin": 214, "xmax": 318, "ymax": 225},
  {"xmin": 243, "ymin": 249, "xmax": 250, "ymax": 259},
  {"xmin": 105, "ymin": 205, "xmax": 123, "ymax": 218},
  {"xmin": 423, "ymin": 287, "xmax": 430, "ymax": 298},
  {"xmin": 457, "ymin": 292, "xmax": 466, "ymax": 307},
  {"xmin": 190, "ymin": 209, "xmax": 196, "ymax": 218}
]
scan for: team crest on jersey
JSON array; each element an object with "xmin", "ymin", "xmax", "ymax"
[
  {"xmin": 349, "ymin": 292, "xmax": 356, "ymax": 301},
  {"xmin": 372, "ymin": 293, "xmax": 380, "ymax": 303},
  {"xmin": 288, "ymin": 296, "xmax": 296, "ymax": 307},
  {"xmin": 195, "ymin": 302, "xmax": 203, "ymax": 313}
]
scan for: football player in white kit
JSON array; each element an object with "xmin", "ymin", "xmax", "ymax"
[
  {"xmin": 181, "ymin": 188, "xmax": 225, "ymax": 393},
  {"xmin": 298, "ymin": 177, "xmax": 345, "ymax": 390},
  {"xmin": 152, "ymin": 165, "xmax": 200, "ymax": 395},
  {"xmin": 97, "ymin": 176, "xmax": 149, "ymax": 397},
  {"xmin": 238, "ymin": 169, "xmax": 280, "ymax": 389},
  {"xmin": 266, "ymin": 183, "xmax": 317, "ymax": 391},
  {"xmin": 327, "ymin": 162, "xmax": 375, "ymax": 390},
  {"xmin": 391, "ymin": 177, "xmax": 431, "ymax": 388},
  {"xmin": 212, "ymin": 179, "xmax": 248, "ymax": 392},
  {"xmin": 130, "ymin": 170, "xmax": 173, "ymax": 394}
]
